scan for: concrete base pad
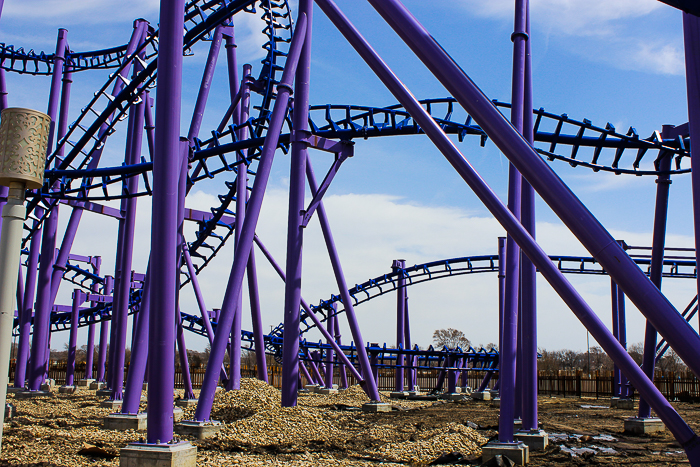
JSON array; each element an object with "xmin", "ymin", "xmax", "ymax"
[
  {"xmin": 101, "ymin": 399, "xmax": 123, "ymax": 409},
  {"xmin": 142, "ymin": 383, "xmax": 148, "ymax": 391},
  {"xmin": 362, "ymin": 402, "xmax": 392, "ymax": 413},
  {"xmin": 96, "ymin": 388, "xmax": 113, "ymax": 397},
  {"xmin": 389, "ymin": 391, "xmax": 408, "ymax": 399},
  {"xmin": 514, "ymin": 429, "xmax": 549, "ymax": 451},
  {"xmin": 440, "ymin": 393, "xmax": 468, "ymax": 401},
  {"xmin": 405, "ymin": 391, "xmax": 420, "ymax": 397},
  {"xmin": 461, "ymin": 386, "xmax": 472, "ymax": 395},
  {"xmin": 471, "ymin": 391, "xmax": 491, "ymax": 401},
  {"xmin": 15, "ymin": 390, "xmax": 51, "ymax": 399},
  {"xmin": 58, "ymin": 385, "xmax": 77, "ymax": 394},
  {"xmin": 624, "ymin": 417, "xmax": 665, "ymax": 434},
  {"xmin": 175, "ymin": 398, "xmax": 199, "ymax": 408},
  {"xmin": 120, "ymin": 441, "xmax": 196, "ymax": 467},
  {"xmin": 482, "ymin": 441, "xmax": 529, "ymax": 466},
  {"xmin": 490, "ymin": 398, "xmax": 501, "ymax": 407},
  {"xmin": 317, "ymin": 388, "xmax": 338, "ymax": 395},
  {"xmin": 76, "ymin": 379, "xmax": 95, "ymax": 387},
  {"xmin": 304, "ymin": 384, "xmax": 320, "ymax": 392},
  {"xmin": 90, "ymin": 381, "xmax": 106, "ymax": 390},
  {"xmin": 104, "ymin": 413, "xmax": 147, "ymax": 431},
  {"xmin": 173, "ymin": 407, "xmax": 184, "ymax": 423},
  {"xmin": 175, "ymin": 420, "xmax": 222, "ymax": 440},
  {"xmin": 613, "ymin": 398, "xmax": 635, "ymax": 410},
  {"xmin": 7, "ymin": 386, "xmax": 24, "ymax": 394}
]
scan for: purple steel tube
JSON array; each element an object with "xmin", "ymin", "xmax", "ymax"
[
  {"xmin": 281, "ymin": 0, "xmax": 313, "ymax": 407},
  {"xmin": 252, "ymin": 235, "xmax": 363, "ymax": 381},
  {"xmin": 183, "ymin": 248, "xmax": 216, "ymax": 345},
  {"xmin": 306, "ymin": 161, "xmax": 381, "ymax": 400},
  {"xmin": 97, "ymin": 276, "xmax": 113, "ymax": 382},
  {"xmin": 447, "ymin": 354, "xmax": 458, "ymax": 394},
  {"xmin": 121, "ymin": 267, "xmax": 150, "ymax": 415},
  {"xmin": 309, "ymin": 351, "xmax": 324, "ymax": 384},
  {"xmin": 684, "ymin": 13, "xmax": 700, "ymax": 333},
  {"xmin": 404, "ymin": 297, "xmax": 415, "ymax": 391},
  {"xmin": 176, "ymin": 308, "xmax": 196, "ymax": 399},
  {"xmin": 520, "ymin": 6, "xmax": 538, "ymax": 431},
  {"xmin": 15, "ymin": 216, "xmax": 41, "ymax": 388},
  {"xmin": 147, "ymin": 0, "xmax": 185, "ymax": 444},
  {"xmin": 638, "ymin": 149, "xmax": 672, "ymax": 418},
  {"xmin": 314, "ymin": 0, "xmax": 700, "ymax": 457},
  {"xmin": 369, "ymin": 0, "xmax": 700, "ymax": 384},
  {"xmin": 193, "ymin": 15, "xmax": 308, "ymax": 422},
  {"xmin": 611, "ymin": 279, "xmax": 621, "ymax": 398},
  {"xmin": 325, "ymin": 310, "xmax": 335, "ymax": 388},
  {"xmin": 617, "ymin": 283, "xmax": 629, "ymax": 398},
  {"xmin": 393, "ymin": 259, "xmax": 406, "ymax": 392},
  {"xmin": 28, "ymin": 28, "xmax": 68, "ymax": 391},
  {"xmin": 85, "ymin": 260, "xmax": 101, "ymax": 381},
  {"xmin": 334, "ymin": 309, "xmax": 348, "ymax": 388},
  {"xmin": 299, "ymin": 361, "xmax": 313, "ymax": 386},
  {"xmin": 65, "ymin": 290, "xmax": 84, "ymax": 387},
  {"xmin": 187, "ymin": 26, "xmax": 224, "ymax": 142}
]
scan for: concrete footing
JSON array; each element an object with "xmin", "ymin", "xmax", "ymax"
[
  {"xmin": 90, "ymin": 381, "xmax": 106, "ymax": 390},
  {"xmin": 101, "ymin": 399, "xmax": 123, "ymax": 410},
  {"xmin": 361, "ymin": 402, "xmax": 392, "ymax": 412},
  {"xmin": 405, "ymin": 390, "xmax": 420, "ymax": 397},
  {"xmin": 120, "ymin": 441, "xmax": 196, "ymax": 467},
  {"xmin": 175, "ymin": 398, "xmax": 199, "ymax": 408},
  {"xmin": 5, "ymin": 403, "xmax": 16, "ymax": 419},
  {"xmin": 15, "ymin": 390, "xmax": 51, "ymax": 399},
  {"xmin": 514, "ymin": 429, "xmax": 549, "ymax": 451},
  {"xmin": 482, "ymin": 441, "xmax": 529, "ymax": 466},
  {"xmin": 7, "ymin": 386, "xmax": 24, "ymax": 394},
  {"xmin": 142, "ymin": 383, "xmax": 148, "ymax": 391},
  {"xmin": 76, "ymin": 379, "xmax": 95, "ymax": 387},
  {"xmin": 389, "ymin": 391, "xmax": 408, "ymax": 399},
  {"xmin": 104, "ymin": 413, "xmax": 147, "ymax": 431},
  {"xmin": 491, "ymin": 397, "xmax": 501, "ymax": 407},
  {"xmin": 304, "ymin": 384, "xmax": 320, "ymax": 392},
  {"xmin": 40, "ymin": 382, "xmax": 54, "ymax": 392},
  {"xmin": 58, "ymin": 385, "xmax": 77, "ymax": 394},
  {"xmin": 471, "ymin": 391, "xmax": 491, "ymax": 401},
  {"xmin": 441, "ymin": 393, "xmax": 468, "ymax": 401},
  {"xmin": 96, "ymin": 388, "xmax": 113, "ymax": 397},
  {"xmin": 624, "ymin": 417, "xmax": 665, "ymax": 434},
  {"xmin": 173, "ymin": 407, "xmax": 184, "ymax": 423},
  {"xmin": 175, "ymin": 420, "xmax": 222, "ymax": 440},
  {"xmin": 611, "ymin": 398, "xmax": 634, "ymax": 410},
  {"xmin": 317, "ymin": 388, "xmax": 338, "ymax": 395}
]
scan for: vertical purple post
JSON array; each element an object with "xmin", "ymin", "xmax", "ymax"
[
  {"xmin": 404, "ymin": 296, "xmax": 415, "ymax": 391},
  {"xmin": 84, "ymin": 258, "xmax": 101, "ymax": 381},
  {"xmin": 27, "ymin": 28, "xmax": 67, "ymax": 391},
  {"xmin": 611, "ymin": 279, "xmax": 621, "ymax": 398},
  {"xmin": 121, "ymin": 266, "xmax": 151, "ymax": 415},
  {"xmin": 617, "ymin": 284, "xmax": 629, "ymax": 398},
  {"xmin": 325, "ymin": 311, "xmax": 335, "ymax": 388},
  {"xmin": 97, "ymin": 276, "xmax": 113, "ymax": 382},
  {"xmin": 281, "ymin": 0, "xmax": 313, "ymax": 408},
  {"xmin": 65, "ymin": 290, "xmax": 84, "ymax": 387},
  {"xmin": 393, "ymin": 260, "xmax": 406, "ymax": 392},
  {"xmin": 684, "ymin": 13, "xmax": 700, "ymax": 333},
  {"xmin": 147, "ymin": 0, "xmax": 185, "ymax": 444},
  {"xmin": 638, "ymin": 147, "xmax": 672, "ymax": 419},
  {"xmin": 334, "ymin": 309, "xmax": 348, "ymax": 389}
]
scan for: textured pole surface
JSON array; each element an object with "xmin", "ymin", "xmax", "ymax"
[
  {"xmin": 638, "ymin": 150, "xmax": 672, "ymax": 418},
  {"xmin": 367, "ymin": 0, "xmax": 700, "ymax": 384},
  {"xmin": 0, "ymin": 186, "xmax": 26, "ymax": 452},
  {"xmin": 193, "ymin": 16, "xmax": 308, "ymax": 421},
  {"xmin": 28, "ymin": 29, "xmax": 67, "ymax": 391},
  {"xmin": 314, "ymin": 0, "xmax": 700, "ymax": 455},
  {"xmin": 147, "ymin": 0, "xmax": 185, "ymax": 444},
  {"xmin": 306, "ymin": 161, "xmax": 381, "ymax": 400},
  {"xmin": 97, "ymin": 276, "xmax": 113, "ymax": 382},
  {"xmin": 121, "ymin": 267, "xmax": 150, "ymax": 415},
  {"xmin": 684, "ymin": 13, "xmax": 700, "ymax": 333},
  {"xmin": 281, "ymin": 0, "xmax": 313, "ymax": 407}
]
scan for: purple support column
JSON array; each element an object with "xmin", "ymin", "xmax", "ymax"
[
  {"xmin": 14, "ymin": 218, "xmax": 41, "ymax": 388},
  {"xmin": 313, "ymin": 1, "xmax": 700, "ymax": 458},
  {"xmin": 684, "ymin": 13, "xmax": 700, "ymax": 333},
  {"xmin": 121, "ymin": 267, "xmax": 150, "ymax": 415},
  {"xmin": 299, "ymin": 361, "xmax": 313, "ymax": 386},
  {"xmin": 85, "ymin": 260, "xmax": 101, "ymax": 381},
  {"xmin": 110, "ymin": 70, "xmax": 146, "ymax": 401},
  {"xmin": 97, "ymin": 276, "xmax": 113, "ymax": 382},
  {"xmin": 369, "ymin": 351, "xmax": 379, "ymax": 386},
  {"xmin": 27, "ymin": 28, "xmax": 68, "ymax": 391},
  {"xmin": 617, "ymin": 284, "xmax": 629, "ymax": 399},
  {"xmin": 309, "ymin": 351, "xmax": 324, "ymax": 384},
  {"xmin": 638, "ymin": 148, "xmax": 672, "ymax": 418},
  {"xmin": 281, "ymin": 0, "xmax": 313, "ymax": 407},
  {"xmin": 404, "ymin": 296, "xmax": 414, "ymax": 391},
  {"xmin": 611, "ymin": 279, "xmax": 621, "ymax": 398},
  {"xmin": 393, "ymin": 259, "xmax": 405, "ymax": 392},
  {"xmin": 306, "ymin": 162, "xmax": 381, "ymax": 401},
  {"xmin": 447, "ymin": 354, "xmax": 458, "ymax": 394},
  {"xmin": 65, "ymin": 290, "xmax": 84, "ymax": 387},
  {"xmin": 187, "ymin": 26, "xmax": 224, "ymax": 142},
  {"xmin": 147, "ymin": 0, "xmax": 185, "ymax": 443},
  {"xmin": 520, "ymin": 4, "xmax": 538, "ymax": 432},
  {"xmin": 193, "ymin": 15, "xmax": 307, "ymax": 421},
  {"xmin": 176, "ymin": 308, "xmax": 195, "ymax": 400},
  {"xmin": 325, "ymin": 311, "xmax": 335, "ymax": 388},
  {"xmin": 334, "ymin": 310, "xmax": 348, "ymax": 389}
]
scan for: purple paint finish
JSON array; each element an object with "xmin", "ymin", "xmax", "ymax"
[
  {"xmin": 281, "ymin": 0, "xmax": 313, "ymax": 407},
  {"xmin": 147, "ymin": 0, "xmax": 185, "ymax": 444},
  {"xmin": 325, "ymin": 309, "xmax": 335, "ymax": 388},
  {"xmin": 15, "ymin": 215, "xmax": 41, "ymax": 388},
  {"xmin": 28, "ymin": 28, "xmax": 68, "ymax": 391},
  {"xmin": 306, "ymin": 161, "xmax": 381, "ymax": 400},
  {"xmin": 317, "ymin": 0, "xmax": 700, "ymax": 456},
  {"xmin": 393, "ymin": 259, "xmax": 405, "ymax": 392},
  {"xmin": 121, "ymin": 267, "xmax": 150, "ymax": 415},
  {"xmin": 65, "ymin": 290, "xmax": 85, "ymax": 387},
  {"xmin": 187, "ymin": 25, "xmax": 224, "ymax": 142},
  {"xmin": 85, "ymin": 261, "xmax": 101, "ymax": 381},
  {"xmin": 97, "ymin": 276, "xmax": 113, "ymax": 382},
  {"xmin": 194, "ymin": 17, "xmax": 308, "ymax": 421},
  {"xmin": 333, "ymin": 305, "xmax": 348, "ymax": 389},
  {"xmin": 176, "ymin": 308, "xmax": 196, "ymax": 400}
]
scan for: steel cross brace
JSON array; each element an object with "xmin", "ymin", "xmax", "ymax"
[{"xmin": 297, "ymin": 131, "xmax": 354, "ymax": 227}]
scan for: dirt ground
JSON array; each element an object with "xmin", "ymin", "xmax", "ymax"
[{"xmin": 0, "ymin": 381, "xmax": 697, "ymax": 466}]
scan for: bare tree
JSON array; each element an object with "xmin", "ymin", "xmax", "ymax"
[{"xmin": 432, "ymin": 328, "xmax": 470, "ymax": 349}]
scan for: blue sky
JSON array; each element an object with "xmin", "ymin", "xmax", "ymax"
[{"xmin": 1, "ymin": 0, "xmax": 697, "ymax": 354}]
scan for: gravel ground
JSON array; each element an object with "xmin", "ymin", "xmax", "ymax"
[{"xmin": 1, "ymin": 379, "xmax": 696, "ymax": 466}]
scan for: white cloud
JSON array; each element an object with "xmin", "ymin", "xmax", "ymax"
[{"xmin": 3, "ymin": 0, "xmax": 160, "ymax": 25}]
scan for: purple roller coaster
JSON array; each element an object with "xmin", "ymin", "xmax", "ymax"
[{"xmin": 0, "ymin": 0, "xmax": 700, "ymax": 465}]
